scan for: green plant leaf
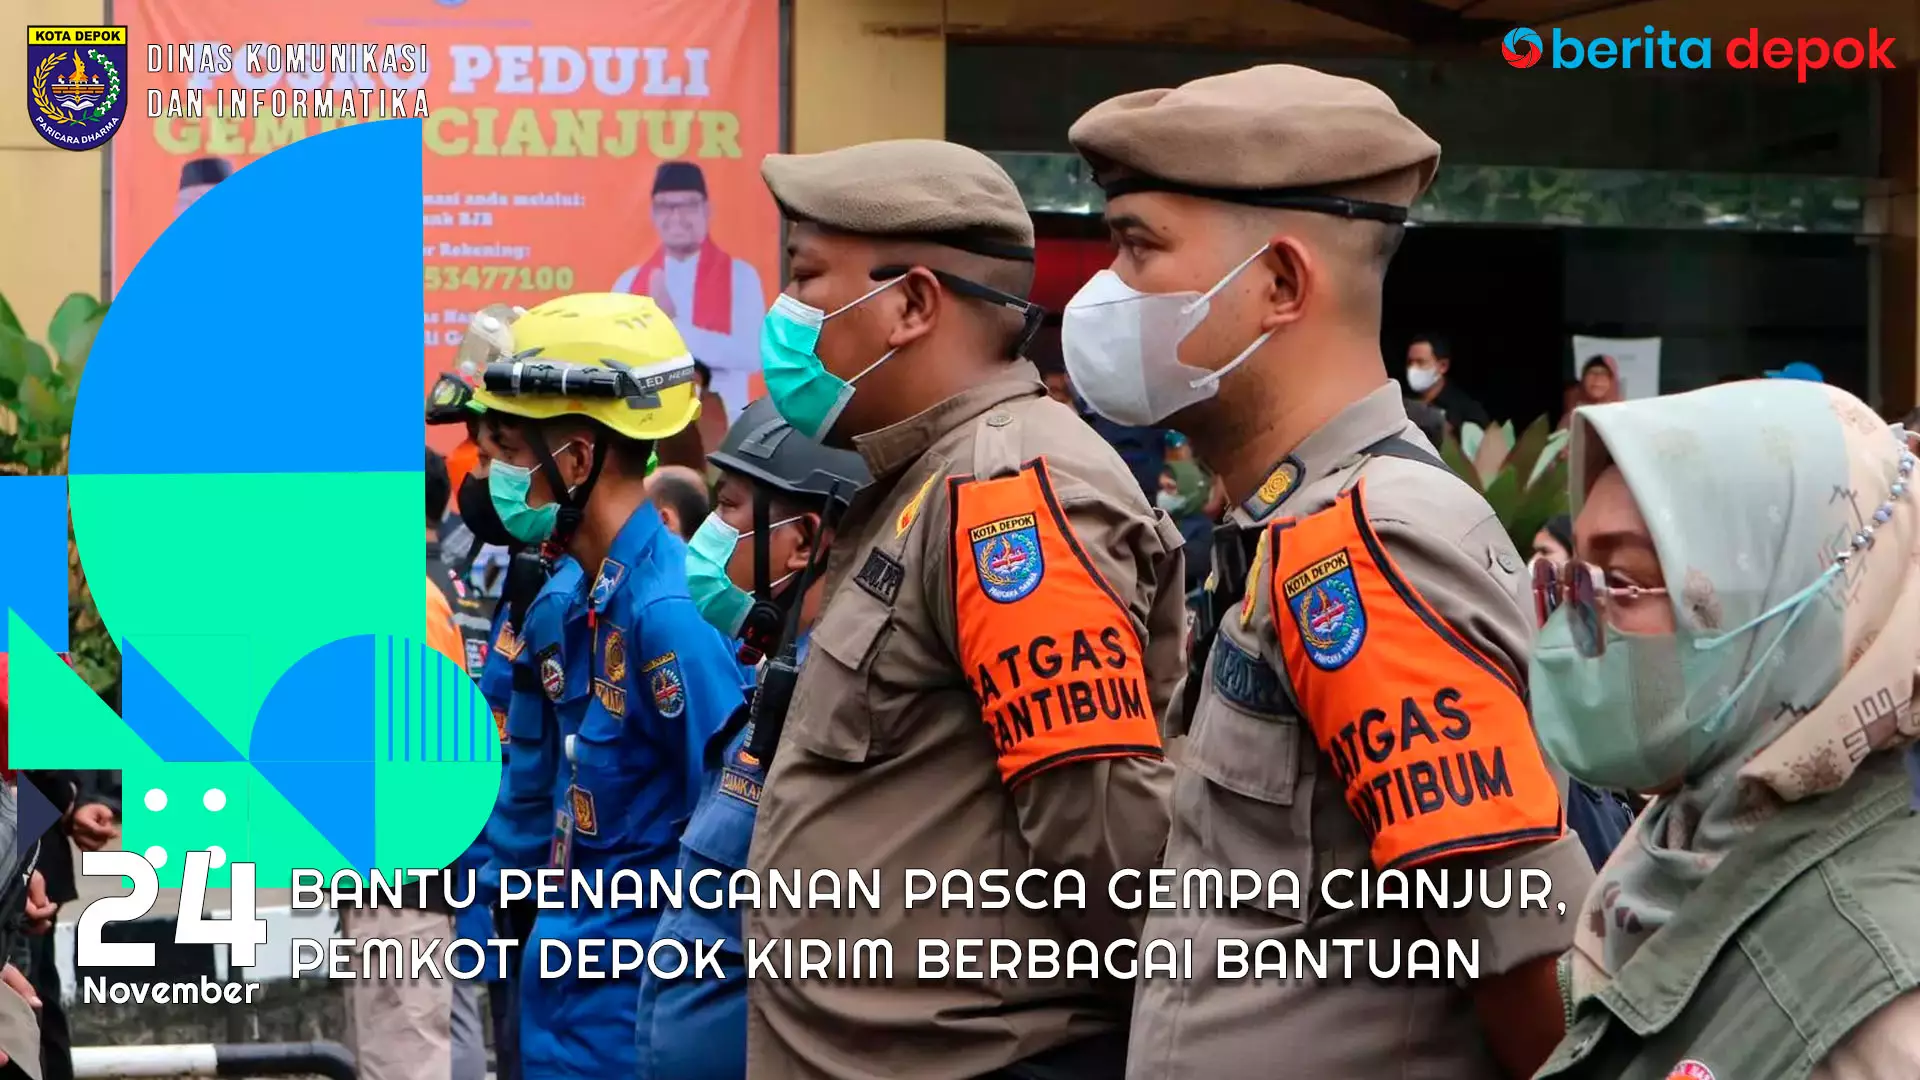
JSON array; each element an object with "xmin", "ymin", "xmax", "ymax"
[
  {"xmin": 0, "ymin": 292, "xmax": 21, "ymax": 336},
  {"xmin": 1508, "ymin": 455, "xmax": 1573, "ymax": 551},
  {"xmin": 1531, "ymin": 429, "xmax": 1571, "ymax": 487},
  {"xmin": 0, "ymin": 324, "xmax": 32, "ymax": 390},
  {"xmin": 1506, "ymin": 416, "xmax": 1555, "ymax": 495},
  {"xmin": 1482, "ymin": 465, "xmax": 1522, "ymax": 525},
  {"xmin": 20, "ymin": 374, "xmax": 70, "ymax": 435},
  {"xmin": 47, "ymin": 294, "xmax": 104, "ymax": 368},
  {"xmin": 1461, "ymin": 422, "xmax": 1485, "ymax": 460},
  {"xmin": 1439, "ymin": 434, "xmax": 1483, "ymax": 493},
  {"xmin": 59, "ymin": 312, "xmax": 104, "ymax": 384}
]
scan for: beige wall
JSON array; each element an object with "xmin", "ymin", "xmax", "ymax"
[
  {"xmin": 2, "ymin": 0, "xmax": 106, "ymax": 343},
  {"xmin": 790, "ymin": 0, "xmax": 945, "ymax": 152}
]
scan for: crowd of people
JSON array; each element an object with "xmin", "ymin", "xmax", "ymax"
[
  {"xmin": 0, "ymin": 57, "xmax": 1911, "ymax": 1080},
  {"xmin": 391, "ymin": 60, "xmax": 1920, "ymax": 1080}
]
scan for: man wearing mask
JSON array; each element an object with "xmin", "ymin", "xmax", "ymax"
[
  {"xmin": 636, "ymin": 396, "xmax": 870, "ymax": 1080},
  {"xmin": 745, "ymin": 139, "xmax": 1184, "ymax": 1080},
  {"xmin": 1405, "ymin": 333, "xmax": 1490, "ymax": 434},
  {"xmin": 460, "ymin": 294, "xmax": 749, "ymax": 1080},
  {"xmin": 1063, "ymin": 66, "xmax": 1592, "ymax": 1079}
]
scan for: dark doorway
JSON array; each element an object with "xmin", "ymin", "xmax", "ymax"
[{"xmin": 1383, "ymin": 225, "xmax": 1568, "ymax": 431}]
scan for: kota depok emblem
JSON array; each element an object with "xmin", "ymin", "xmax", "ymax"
[
  {"xmin": 1283, "ymin": 548, "xmax": 1369, "ymax": 671},
  {"xmin": 27, "ymin": 26, "xmax": 128, "ymax": 151},
  {"xmin": 970, "ymin": 513, "xmax": 1045, "ymax": 604}
]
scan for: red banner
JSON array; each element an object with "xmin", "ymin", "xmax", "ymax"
[{"xmin": 114, "ymin": 0, "xmax": 782, "ymax": 451}]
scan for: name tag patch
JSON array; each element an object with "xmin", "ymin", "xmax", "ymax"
[
  {"xmin": 719, "ymin": 766, "xmax": 763, "ymax": 806},
  {"xmin": 593, "ymin": 677, "xmax": 627, "ymax": 717},
  {"xmin": 1283, "ymin": 548, "xmax": 1368, "ymax": 671},
  {"xmin": 854, "ymin": 548, "xmax": 905, "ymax": 606},
  {"xmin": 1210, "ymin": 635, "xmax": 1290, "ymax": 716}
]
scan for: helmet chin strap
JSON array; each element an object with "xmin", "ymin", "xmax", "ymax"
[
  {"xmin": 738, "ymin": 487, "xmax": 804, "ymax": 661},
  {"xmin": 529, "ymin": 422, "xmax": 609, "ymax": 568}
]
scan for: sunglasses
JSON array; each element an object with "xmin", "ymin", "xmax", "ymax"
[{"xmin": 1529, "ymin": 556, "xmax": 1668, "ymax": 657}]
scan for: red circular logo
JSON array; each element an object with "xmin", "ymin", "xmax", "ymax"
[{"xmin": 1503, "ymin": 27, "xmax": 1543, "ymax": 68}]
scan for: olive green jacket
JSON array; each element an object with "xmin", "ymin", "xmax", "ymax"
[{"xmin": 1537, "ymin": 752, "xmax": 1920, "ymax": 1080}]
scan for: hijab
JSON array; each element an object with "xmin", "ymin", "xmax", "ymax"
[{"xmin": 1562, "ymin": 381, "xmax": 1919, "ymax": 997}]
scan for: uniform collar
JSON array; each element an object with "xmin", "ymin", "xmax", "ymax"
[
  {"xmin": 853, "ymin": 361, "xmax": 1046, "ymax": 479},
  {"xmin": 587, "ymin": 506, "xmax": 666, "ymax": 614},
  {"xmin": 1227, "ymin": 380, "xmax": 1411, "ymax": 525}
]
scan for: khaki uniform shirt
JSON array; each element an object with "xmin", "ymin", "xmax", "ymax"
[
  {"xmin": 1131, "ymin": 383, "xmax": 1595, "ymax": 1080},
  {"xmin": 745, "ymin": 362, "xmax": 1183, "ymax": 1080}
]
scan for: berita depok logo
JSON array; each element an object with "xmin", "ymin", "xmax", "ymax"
[
  {"xmin": 26, "ymin": 25, "xmax": 128, "ymax": 151},
  {"xmin": 1503, "ymin": 27, "xmax": 1544, "ymax": 68}
]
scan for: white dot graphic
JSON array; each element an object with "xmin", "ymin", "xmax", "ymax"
[
  {"xmin": 204, "ymin": 788, "xmax": 227, "ymax": 812},
  {"xmin": 144, "ymin": 789, "xmax": 167, "ymax": 812},
  {"xmin": 145, "ymin": 846, "xmax": 168, "ymax": 868},
  {"xmin": 207, "ymin": 846, "xmax": 227, "ymax": 869}
]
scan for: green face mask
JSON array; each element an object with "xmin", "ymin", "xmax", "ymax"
[
  {"xmin": 1529, "ymin": 565, "xmax": 1840, "ymax": 793},
  {"xmin": 488, "ymin": 461, "xmax": 559, "ymax": 544}
]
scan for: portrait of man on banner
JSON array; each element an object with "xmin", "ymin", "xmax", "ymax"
[{"xmin": 612, "ymin": 161, "xmax": 768, "ymax": 422}]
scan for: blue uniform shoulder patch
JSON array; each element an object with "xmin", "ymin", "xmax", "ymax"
[
  {"xmin": 589, "ymin": 557, "xmax": 628, "ymax": 612},
  {"xmin": 969, "ymin": 513, "xmax": 1045, "ymax": 604},
  {"xmin": 537, "ymin": 645, "xmax": 566, "ymax": 701},
  {"xmin": 1282, "ymin": 548, "xmax": 1368, "ymax": 671},
  {"xmin": 644, "ymin": 652, "xmax": 685, "ymax": 719},
  {"xmin": 1210, "ymin": 635, "xmax": 1291, "ymax": 715}
]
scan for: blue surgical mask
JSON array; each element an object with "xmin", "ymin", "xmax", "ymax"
[
  {"xmin": 1530, "ymin": 565, "xmax": 1840, "ymax": 792},
  {"xmin": 489, "ymin": 462, "xmax": 559, "ymax": 544},
  {"xmin": 686, "ymin": 513, "xmax": 800, "ymax": 637},
  {"xmin": 760, "ymin": 278, "xmax": 903, "ymax": 441}
]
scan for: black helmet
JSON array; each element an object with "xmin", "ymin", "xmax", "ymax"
[{"xmin": 710, "ymin": 396, "xmax": 871, "ymax": 509}]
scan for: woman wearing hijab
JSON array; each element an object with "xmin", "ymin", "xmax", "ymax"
[
  {"xmin": 1559, "ymin": 355, "xmax": 1624, "ymax": 430},
  {"xmin": 1528, "ymin": 381, "xmax": 1920, "ymax": 1079}
]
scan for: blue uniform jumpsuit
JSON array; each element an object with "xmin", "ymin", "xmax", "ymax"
[
  {"xmin": 517, "ymin": 509, "xmax": 748, "ymax": 1080},
  {"xmin": 634, "ymin": 637, "xmax": 806, "ymax": 1080}
]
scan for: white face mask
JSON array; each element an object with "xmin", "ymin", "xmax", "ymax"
[
  {"xmin": 1061, "ymin": 247, "xmax": 1274, "ymax": 427},
  {"xmin": 1405, "ymin": 365, "xmax": 1439, "ymax": 394}
]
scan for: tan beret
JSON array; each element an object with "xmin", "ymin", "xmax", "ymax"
[
  {"xmin": 1069, "ymin": 64, "xmax": 1440, "ymax": 208},
  {"xmin": 761, "ymin": 139, "xmax": 1036, "ymax": 258}
]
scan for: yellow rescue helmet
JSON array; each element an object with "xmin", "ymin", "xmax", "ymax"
[{"xmin": 465, "ymin": 293, "xmax": 700, "ymax": 442}]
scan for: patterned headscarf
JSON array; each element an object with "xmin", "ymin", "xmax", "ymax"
[{"xmin": 1563, "ymin": 381, "xmax": 1919, "ymax": 996}]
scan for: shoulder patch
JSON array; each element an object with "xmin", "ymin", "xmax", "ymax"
[
  {"xmin": 895, "ymin": 471, "xmax": 940, "ymax": 537},
  {"xmin": 1210, "ymin": 634, "xmax": 1290, "ymax": 715},
  {"xmin": 593, "ymin": 677, "xmax": 627, "ymax": 717},
  {"xmin": 1240, "ymin": 527, "xmax": 1271, "ymax": 629},
  {"xmin": 603, "ymin": 627, "xmax": 627, "ymax": 683},
  {"xmin": 1665, "ymin": 1063, "xmax": 1715, "ymax": 1080},
  {"xmin": 969, "ymin": 513, "xmax": 1045, "ymax": 603},
  {"xmin": 1283, "ymin": 548, "xmax": 1368, "ymax": 671},
  {"xmin": 1242, "ymin": 455, "xmax": 1304, "ymax": 520},
  {"xmin": 537, "ymin": 645, "xmax": 566, "ymax": 701},
  {"xmin": 644, "ymin": 652, "xmax": 685, "ymax": 719},
  {"xmin": 495, "ymin": 621, "xmax": 523, "ymax": 662},
  {"xmin": 854, "ymin": 549, "xmax": 905, "ymax": 606},
  {"xmin": 492, "ymin": 707, "xmax": 509, "ymax": 744},
  {"xmin": 589, "ymin": 557, "xmax": 628, "ymax": 612}
]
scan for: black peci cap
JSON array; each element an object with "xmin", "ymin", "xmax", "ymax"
[
  {"xmin": 179, "ymin": 157, "xmax": 235, "ymax": 190},
  {"xmin": 653, "ymin": 161, "xmax": 707, "ymax": 197}
]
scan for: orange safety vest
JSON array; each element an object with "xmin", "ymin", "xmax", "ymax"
[
  {"xmin": 950, "ymin": 459, "xmax": 1163, "ymax": 786},
  {"xmin": 426, "ymin": 577, "xmax": 466, "ymax": 670},
  {"xmin": 1269, "ymin": 481, "xmax": 1563, "ymax": 870}
]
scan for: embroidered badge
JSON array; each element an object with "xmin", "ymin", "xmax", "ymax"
[
  {"xmin": 1665, "ymin": 1063, "xmax": 1715, "ymax": 1080},
  {"xmin": 1240, "ymin": 527, "xmax": 1271, "ymax": 628},
  {"xmin": 491, "ymin": 708, "xmax": 508, "ymax": 744},
  {"xmin": 589, "ymin": 557, "xmax": 628, "ymax": 612},
  {"xmin": 1210, "ymin": 634, "xmax": 1290, "ymax": 715},
  {"xmin": 1282, "ymin": 548, "xmax": 1369, "ymax": 671},
  {"xmin": 895, "ymin": 471, "xmax": 940, "ymax": 537},
  {"xmin": 970, "ymin": 513, "xmax": 1045, "ymax": 604},
  {"xmin": 538, "ymin": 646, "xmax": 566, "ymax": 702},
  {"xmin": 719, "ymin": 765, "xmax": 763, "ymax": 806},
  {"xmin": 1242, "ymin": 456, "xmax": 1304, "ymax": 521},
  {"xmin": 494, "ymin": 622, "xmax": 523, "ymax": 662},
  {"xmin": 603, "ymin": 627, "xmax": 627, "ymax": 683},
  {"xmin": 569, "ymin": 784, "xmax": 599, "ymax": 836},
  {"xmin": 593, "ymin": 677, "xmax": 627, "ymax": 717},
  {"xmin": 644, "ymin": 652, "xmax": 685, "ymax": 719},
  {"xmin": 854, "ymin": 548, "xmax": 905, "ymax": 606}
]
